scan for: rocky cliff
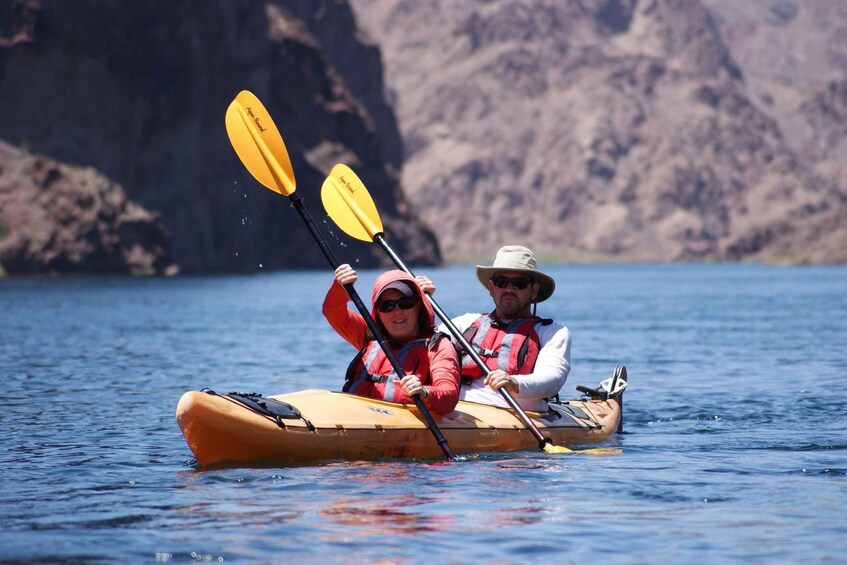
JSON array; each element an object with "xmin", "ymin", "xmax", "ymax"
[
  {"xmin": 0, "ymin": 0, "xmax": 440, "ymax": 276},
  {"xmin": 350, "ymin": 0, "xmax": 847, "ymax": 264},
  {"xmin": 3, "ymin": 0, "xmax": 845, "ymax": 275}
]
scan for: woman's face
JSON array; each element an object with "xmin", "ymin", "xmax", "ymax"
[{"xmin": 376, "ymin": 289, "xmax": 421, "ymax": 341}]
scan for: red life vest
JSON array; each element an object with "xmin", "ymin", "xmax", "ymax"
[
  {"xmin": 344, "ymin": 334, "xmax": 444, "ymax": 402},
  {"xmin": 459, "ymin": 313, "xmax": 550, "ymax": 381}
]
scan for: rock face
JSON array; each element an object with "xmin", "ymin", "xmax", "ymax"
[
  {"xmin": 0, "ymin": 141, "xmax": 175, "ymax": 275},
  {"xmin": 350, "ymin": 0, "xmax": 847, "ymax": 264},
  {"xmin": 702, "ymin": 0, "xmax": 847, "ymax": 263},
  {"xmin": 0, "ymin": 0, "xmax": 440, "ymax": 275}
]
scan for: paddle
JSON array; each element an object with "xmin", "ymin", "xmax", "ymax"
[
  {"xmin": 321, "ymin": 164, "xmax": 576, "ymax": 454},
  {"xmin": 224, "ymin": 90, "xmax": 458, "ymax": 461}
]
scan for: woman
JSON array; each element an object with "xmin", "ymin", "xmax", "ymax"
[{"xmin": 322, "ymin": 264, "xmax": 460, "ymax": 415}]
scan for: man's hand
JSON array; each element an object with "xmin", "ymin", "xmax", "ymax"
[{"xmin": 484, "ymin": 369, "xmax": 519, "ymax": 394}]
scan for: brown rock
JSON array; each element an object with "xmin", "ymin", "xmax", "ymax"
[
  {"xmin": 0, "ymin": 140, "xmax": 176, "ymax": 275},
  {"xmin": 351, "ymin": 0, "xmax": 847, "ymax": 264}
]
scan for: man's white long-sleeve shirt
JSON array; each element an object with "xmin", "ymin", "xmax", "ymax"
[{"xmin": 439, "ymin": 313, "xmax": 571, "ymax": 412}]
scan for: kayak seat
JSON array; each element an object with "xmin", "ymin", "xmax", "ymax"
[{"xmin": 538, "ymin": 402, "xmax": 598, "ymax": 428}]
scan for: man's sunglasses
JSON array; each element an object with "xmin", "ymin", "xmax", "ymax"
[
  {"xmin": 491, "ymin": 275, "xmax": 533, "ymax": 290},
  {"xmin": 376, "ymin": 296, "xmax": 419, "ymax": 313}
]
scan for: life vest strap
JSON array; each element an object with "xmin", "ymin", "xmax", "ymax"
[
  {"xmin": 477, "ymin": 347, "xmax": 499, "ymax": 358},
  {"xmin": 366, "ymin": 373, "xmax": 394, "ymax": 383}
]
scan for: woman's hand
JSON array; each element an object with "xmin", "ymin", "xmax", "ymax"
[
  {"xmin": 334, "ymin": 264, "xmax": 357, "ymax": 286},
  {"xmin": 415, "ymin": 275, "xmax": 435, "ymax": 296},
  {"xmin": 400, "ymin": 374, "xmax": 428, "ymax": 399}
]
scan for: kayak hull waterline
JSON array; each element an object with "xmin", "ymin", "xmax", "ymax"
[{"xmin": 176, "ymin": 387, "xmax": 623, "ymax": 466}]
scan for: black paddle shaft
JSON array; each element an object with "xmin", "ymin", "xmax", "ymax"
[
  {"xmin": 287, "ymin": 194, "xmax": 458, "ymax": 461},
  {"xmin": 376, "ymin": 234, "xmax": 553, "ymax": 450}
]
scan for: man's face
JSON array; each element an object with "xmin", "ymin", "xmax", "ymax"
[{"xmin": 487, "ymin": 270, "xmax": 539, "ymax": 318}]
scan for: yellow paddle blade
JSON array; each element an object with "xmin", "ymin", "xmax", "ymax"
[
  {"xmin": 543, "ymin": 444, "xmax": 621, "ymax": 455},
  {"xmin": 543, "ymin": 443, "xmax": 573, "ymax": 454},
  {"xmin": 225, "ymin": 90, "xmax": 296, "ymax": 196},
  {"xmin": 320, "ymin": 163, "xmax": 383, "ymax": 242}
]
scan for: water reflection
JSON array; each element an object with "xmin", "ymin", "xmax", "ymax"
[
  {"xmin": 176, "ymin": 501, "xmax": 303, "ymax": 527},
  {"xmin": 321, "ymin": 495, "xmax": 444, "ymax": 534},
  {"xmin": 319, "ymin": 494, "xmax": 551, "ymax": 537},
  {"xmin": 170, "ymin": 458, "xmax": 564, "ymax": 542}
]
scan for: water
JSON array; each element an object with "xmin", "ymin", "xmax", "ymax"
[{"xmin": 1, "ymin": 264, "xmax": 845, "ymax": 563}]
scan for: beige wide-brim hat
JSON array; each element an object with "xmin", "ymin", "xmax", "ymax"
[{"xmin": 475, "ymin": 245, "xmax": 555, "ymax": 303}]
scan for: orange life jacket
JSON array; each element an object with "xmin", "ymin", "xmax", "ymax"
[
  {"xmin": 344, "ymin": 334, "xmax": 444, "ymax": 402},
  {"xmin": 459, "ymin": 313, "xmax": 551, "ymax": 382}
]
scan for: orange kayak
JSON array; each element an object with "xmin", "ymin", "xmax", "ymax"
[{"xmin": 176, "ymin": 375, "xmax": 625, "ymax": 466}]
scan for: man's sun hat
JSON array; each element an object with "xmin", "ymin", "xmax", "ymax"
[{"xmin": 475, "ymin": 245, "xmax": 555, "ymax": 302}]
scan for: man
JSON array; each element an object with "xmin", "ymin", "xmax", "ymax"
[{"xmin": 420, "ymin": 245, "xmax": 571, "ymax": 412}]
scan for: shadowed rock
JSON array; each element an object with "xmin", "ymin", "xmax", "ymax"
[{"xmin": 0, "ymin": 0, "xmax": 440, "ymax": 275}]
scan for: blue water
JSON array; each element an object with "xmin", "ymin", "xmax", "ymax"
[{"xmin": 1, "ymin": 264, "xmax": 845, "ymax": 563}]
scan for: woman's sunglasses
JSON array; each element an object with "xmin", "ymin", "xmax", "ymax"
[
  {"xmin": 490, "ymin": 275, "xmax": 533, "ymax": 290},
  {"xmin": 376, "ymin": 296, "xmax": 419, "ymax": 313}
]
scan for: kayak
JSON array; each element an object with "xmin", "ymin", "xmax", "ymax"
[{"xmin": 176, "ymin": 369, "xmax": 626, "ymax": 466}]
